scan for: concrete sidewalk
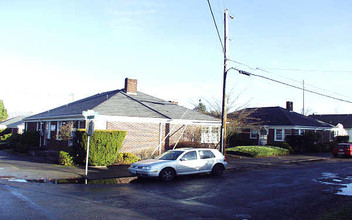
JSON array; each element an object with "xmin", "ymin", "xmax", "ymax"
[{"xmin": 0, "ymin": 149, "xmax": 331, "ymax": 182}]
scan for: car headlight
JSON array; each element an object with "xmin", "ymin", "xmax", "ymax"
[{"xmin": 142, "ymin": 166, "xmax": 151, "ymax": 170}]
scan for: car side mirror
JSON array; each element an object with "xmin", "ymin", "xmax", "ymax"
[{"xmin": 180, "ymin": 158, "xmax": 186, "ymax": 161}]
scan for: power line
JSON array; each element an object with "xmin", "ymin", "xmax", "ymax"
[
  {"xmin": 206, "ymin": 0, "xmax": 224, "ymax": 52},
  {"xmin": 258, "ymin": 67, "xmax": 352, "ymax": 73},
  {"xmin": 230, "ymin": 68, "xmax": 352, "ymax": 104},
  {"xmin": 228, "ymin": 59, "xmax": 352, "ymax": 100}
]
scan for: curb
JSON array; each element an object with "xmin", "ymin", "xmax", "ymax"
[{"xmin": 226, "ymin": 157, "xmax": 327, "ymax": 172}]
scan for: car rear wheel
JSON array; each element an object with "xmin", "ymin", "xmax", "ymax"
[
  {"xmin": 212, "ymin": 164, "xmax": 224, "ymax": 176},
  {"xmin": 159, "ymin": 168, "xmax": 176, "ymax": 181}
]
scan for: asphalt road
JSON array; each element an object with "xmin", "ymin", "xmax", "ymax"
[{"xmin": 1, "ymin": 158, "xmax": 352, "ymax": 220}]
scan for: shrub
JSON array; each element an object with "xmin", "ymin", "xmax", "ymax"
[
  {"xmin": 226, "ymin": 132, "xmax": 257, "ymax": 147},
  {"xmin": 285, "ymin": 131, "xmax": 320, "ymax": 153},
  {"xmin": 115, "ymin": 152, "xmax": 138, "ymax": 165},
  {"xmin": 58, "ymin": 151, "xmax": 74, "ymax": 166},
  {"xmin": 8, "ymin": 131, "xmax": 40, "ymax": 153},
  {"xmin": 0, "ymin": 128, "xmax": 11, "ymax": 137},
  {"xmin": 74, "ymin": 130, "xmax": 126, "ymax": 166},
  {"xmin": 0, "ymin": 133, "xmax": 12, "ymax": 142},
  {"xmin": 227, "ymin": 146, "xmax": 290, "ymax": 157}
]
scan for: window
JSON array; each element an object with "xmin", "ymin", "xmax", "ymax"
[
  {"xmin": 285, "ymin": 129, "xmax": 292, "ymax": 136},
  {"xmin": 78, "ymin": 121, "xmax": 85, "ymax": 129},
  {"xmin": 250, "ymin": 129, "xmax": 258, "ymax": 139},
  {"xmin": 275, "ymin": 129, "xmax": 284, "ymax": 141},
  {"xmin": 181, "ymin": 151, "xmax": 198, "ymax": 161},
  {"xmin": 201, "ymin": 126, "xmax": 220, "ymax": 143},
  {"xmin": 157, "ymin": 150, "xmax": 183, "ymax": 160},
  {"xmin": 199, "ymin": 150, "xmax": 215, "ymax": 159}
]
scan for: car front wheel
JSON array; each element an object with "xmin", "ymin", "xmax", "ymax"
[{"xmin": 159, "ymin": 168, "xmax": 176, "ymax": 181}]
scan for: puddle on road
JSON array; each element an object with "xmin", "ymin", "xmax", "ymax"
[
  {"xmin": 314, "ymin": 172, "xmax": 352, "ymax": 196},
  {"xmin": 8, "ymin": 179, "xmax": 27, "ymax": 183}
]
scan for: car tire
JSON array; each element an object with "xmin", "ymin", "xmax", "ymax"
[
  {"xmin": 212, "ymin": 164, "xmax": 224, "ymax": 176},
  {"xmin": 333, "ymin": 154, "xmax": 337, "ymax": 158},
  {"xmin": 159, "ymin": 168, "xmax": 176, "ymax": 181}
]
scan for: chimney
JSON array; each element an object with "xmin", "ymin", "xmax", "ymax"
[
  {"xmin": 286, "ymin": 101, "xmax": 293, "ymax": 112},
  {"xmin": 124, "ymin": 78, "xmax": 137, "ymax": 94}
]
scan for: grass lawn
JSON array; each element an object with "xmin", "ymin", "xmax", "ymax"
[{"xmin": 226, "ymin": 146, "xmax": 290, "ymax": 157}]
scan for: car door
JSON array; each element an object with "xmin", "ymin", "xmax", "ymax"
[
  {"xmin": 176, "ymin": 151, "xmax": 201, "ymax": 174},
  {"xmin": 198, "ymin": 150, "xmax": 216, "ymax": 172}
]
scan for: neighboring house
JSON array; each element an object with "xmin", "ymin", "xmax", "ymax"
[
  {"xmin": 232, "ymin": 102, "xmax": 334, "ymax": 146},
  {"xmin": 24, "ymin": 78, "xmax": 221, "ymax": 155},
  {"xmin": 309, "ymin": 114, "xmax": 352, "ymax": 142},
  {"xmin": 0, "ymin": 116, "xmax": 26, "ymax": 134}
]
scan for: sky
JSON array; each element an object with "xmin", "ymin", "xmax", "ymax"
[{"xmin": 0, "ymin": 0, "xmax": 351, "ymax": 117}]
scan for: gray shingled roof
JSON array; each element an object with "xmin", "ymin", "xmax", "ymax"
[
  {"xmin": 309, "ymin": 114, "xmax": 352, "ymax": 128},
  {"xmin": 233, "ymin": 107, "xmax": 333, "ymax": 128},
  {"xmin": 25, "ymin": 89, "xmax": 218, "ymax": 122},
  {"xmin": 0, "ymin": 116, "xmax": 26, "ymax": 128}
]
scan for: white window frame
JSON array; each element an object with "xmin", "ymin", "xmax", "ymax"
[
  {"xmin": 201, "ymin": 126, "xmax": 220, "ymax": 144},
  {"xmin": 46, "ymin": 122, "xmax": 51, "ymax": 139},
  {"xmin": 274, "ymin": 129, "xmax": 284, "ymax": 141},
  {"xmin": 56, "ymin": 121, "xmax": 62, "ymax": 140}
]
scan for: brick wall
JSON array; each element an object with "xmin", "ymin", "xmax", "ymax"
[
  {"xmin": 106, "ymin": 121, "xmax": 205, "ymax": 154},
  {"xmin": 107, "ymin": 121, "xmax": 161, "ymax": 154}
]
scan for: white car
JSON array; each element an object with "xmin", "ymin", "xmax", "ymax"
[{"xmin": 128, "ymin": 148, "xmax": 227, "ymax": 181}]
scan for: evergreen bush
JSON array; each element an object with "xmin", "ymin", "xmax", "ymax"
[
  {"xmin": 75, "ymin": 130, "xmax": 126, "ymax": 166},
  {"xmin": 8, "ymin": 131, "xmax": 39, "ymax": 153},
  {"xmin": 115, "ymin": 152, "xmax": 138, "ymax": 165},
  {"xmin": 58, "ymin": 151, "xmax": 74, "ymax": 166},
  {"xmin": 0, "ymin": 133, "xmax": 12, "ymax": 142}
]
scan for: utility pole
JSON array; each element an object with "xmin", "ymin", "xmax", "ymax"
[
  {"xmin": 302, "ymin": 80, "xmax": 305, "ymax": 115},
  {"xmin": 220, "ymin": 9, "xmax": 229, "ymax": 155}
]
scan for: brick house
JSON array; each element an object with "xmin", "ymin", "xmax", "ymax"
[
  {"xmin": 231, "ymin": 102, "xmax": 334, "ymax": 146},
  {"xmin": 309, "ymin": 114, "xmax": 352, "ymax": 142},
  {"xmin": 24, "ymin": 78, "xmax": 221, "ymax": 155}
]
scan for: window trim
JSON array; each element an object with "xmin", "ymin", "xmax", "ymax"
[
  {"xmin": 274, "ymin": 129, "xmax": 284, "ymax": 142},
  {"xmin": 201, "ymin": 126, "xmax": 220, "ymax": 144}
]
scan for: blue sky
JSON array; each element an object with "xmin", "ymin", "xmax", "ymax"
[{"xmin": 1, "ymin": 0, "xmax": 351, "ymax": 117}]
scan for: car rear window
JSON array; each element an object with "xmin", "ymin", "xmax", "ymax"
[
  {"xmin": 199, "ymin": 150, "xmax": 215, "ymax": 159},
  {"xmin": 338, "ymin": 145, "xmax": 351, "ymax": 148}
]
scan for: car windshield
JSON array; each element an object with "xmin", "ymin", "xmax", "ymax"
[{"xmin": 157, "ymin": 150, "xmax": 184, "ymax": 160}]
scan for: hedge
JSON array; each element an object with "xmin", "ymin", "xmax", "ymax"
[
  {"xmin": 75, "ymin": 129, "xmax": 126, "ymax": 166},
  {"xmin": 227, "ymin": 146, "xmax": 290, "ymax": 157},
  {"xmin": 8, "ymin": 131, "xmax": 40, "ymax": 153}
]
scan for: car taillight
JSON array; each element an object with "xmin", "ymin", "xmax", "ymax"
[{"xmin": 224, "ymin": 157, "xmax": 227, "ymax": 162}]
